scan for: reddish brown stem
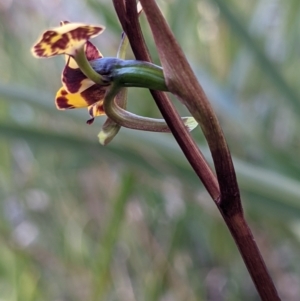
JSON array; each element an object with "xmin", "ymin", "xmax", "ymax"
[
  {"xmin": 112, "ymin": 0, "xmax": 281, "ymax": 300},
  {"xmin": 221, "ymin": 212, "xmax": 280, "ymax": 300},
  {"xmin": 113, "ymin": 0, "xmax": 219, "ymax": 199}
]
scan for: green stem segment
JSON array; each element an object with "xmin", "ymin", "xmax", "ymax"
[
  {"xmin": 113, "ymin": 62, "xmax": 168, "ymax": 91},
  {"xmin": 74, "ymin": 47, "xmax": 109, "ymax": 85},
  {"xmin": 90, "ymin": 58, "xmax": 168, "ymax": 91}
]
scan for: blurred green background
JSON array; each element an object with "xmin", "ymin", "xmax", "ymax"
[{"xmin": 1, "ymin": 0, "xmax": 300, "ymax": 300}]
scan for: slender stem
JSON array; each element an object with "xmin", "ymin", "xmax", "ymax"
[
  {"xmin": 221, "ymin": 212, "xmax": 280, "ymax": 300},
  {"xmin": 113, "ymin": 0, "xmax": 219, "ymax": 198},
  {"xmin": 114, "ymin": 0, "xmax": 281, "ymax": 300},
  {"xmin": 139, "ymin": 0, "xmax": 241, "ymax": 213}
]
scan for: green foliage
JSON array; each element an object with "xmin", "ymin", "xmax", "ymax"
[{"xmin": 0, "ymin": 1, "xmax": 300, "ymax": 300}]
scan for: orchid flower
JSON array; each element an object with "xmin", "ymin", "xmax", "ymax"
[{"xmin": 31, "ymin": 21, "xmax": 198, "ymax": 144}]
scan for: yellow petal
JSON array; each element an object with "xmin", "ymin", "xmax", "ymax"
[
  {"xmin": 55, "ymin": 84, "xmax": 107, "ymax": 110},
  {"xmin": 55, "ymin": 87, "xmax": 89, "ymax": 109},
  {"xmin": 31, "ymin": 23, "xmax": 105, "ymax": 58}
]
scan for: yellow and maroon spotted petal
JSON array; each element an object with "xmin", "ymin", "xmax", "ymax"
[
  {"xmin": 61, "ymin": 56, "xmax": 94, "ymax": 93},
  {"xmin": 31, "ymin": 23, "xmax": 105, "ymax": 58},
  {"xmin": 60, "ymin": 21, "xmax": 103, "ymax": 66},
  {"xmin": 55, "ymin": 87, "xmax": 88, "ymax": 109},
  {"xmin": 55, "ymin": 84, "xmax": 107, "ymax": 110},
  {"xmin": 61, "ymin": 41, "xmax": 103, "ymax": 93}
]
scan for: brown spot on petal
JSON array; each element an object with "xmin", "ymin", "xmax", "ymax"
[
  {"xmin": 51, "ymin": 33, "xmax": 69, "ymax": 52},
  {"xmin": 33, "ymin": 46, "xmax": 46, "ymax": 57},
  {"xmin": 85, "ymin": 41, "xmax": 102, "ymax": 60},
  {"xmin": 62, "ymin": 64, "xmax": 87, "ymax": 93},
  {"xmin": 60, "ymin": 89, "xmax": 68, "ymax": 96},
  {"xmin": 81, "ymin": 84, "xmax": 107, "ymax": 106},
  {"xmin": 56, "ymin": 96, "xmax": 75, "ymax": 109},
  {"xmin": 70, "ymin": 26, "xmax": 102, "ymax": 42},
  {"xmin": 61, "ymin": 41, "xmax": 102, "ymax": 93},
  {"xmin": 95, "ymin": 103, "xmax": 104, "ymax": 114},
  {"xmin": 42, "ymin": 30, "xmax": 57, "ymax": 43}
]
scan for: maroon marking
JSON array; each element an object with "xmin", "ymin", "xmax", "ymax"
[
  {"xmin": 51, "ymin": 33, "xmax": 69, "ymax": 52},
  {"xmin": 81, "ymin": 85, "xmax": 106, "ymax": 106},
  {"xmin": 60, "ymin": 89, "xmax": 68, "ymax": 96},
  {"xmin": 42, "ymin": 30, "xmax": 57, "ymax": 43},
  {"xmin": 70, "ymin": 26, "xmax": 102, "ymax": 42},
  {"xmin": 70, "ymin": 27, "xmax": 85, "ymax": 41},
  {"xmin": 96, "ymin": 103, "xmax": 104, "ymax": 114},
  {"xmin": 34, "ymin": 47, "xmax": 46, "ymax": 56},
  {"xmin": 61, "ymin": 43, "xmax": 102, "ymax": 93},
  {"xmin": 86, "ymin": 41, "xmax": 102, "ymax": 60},
  {"xmin": 56, "ymin": 96, "xmax": 74, "ymax": 109},
  {"xmin": 62, "ymin": 65, "xmax": 86, "ymax": 93}
]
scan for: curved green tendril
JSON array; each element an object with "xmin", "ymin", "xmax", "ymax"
[
  {"xmin": 74, "ymin": 47, "xmax": 109, "ymax": 85},
  {"xmin": 102, "ymin": 82, "xmax": 196, "ymax": 133}
]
